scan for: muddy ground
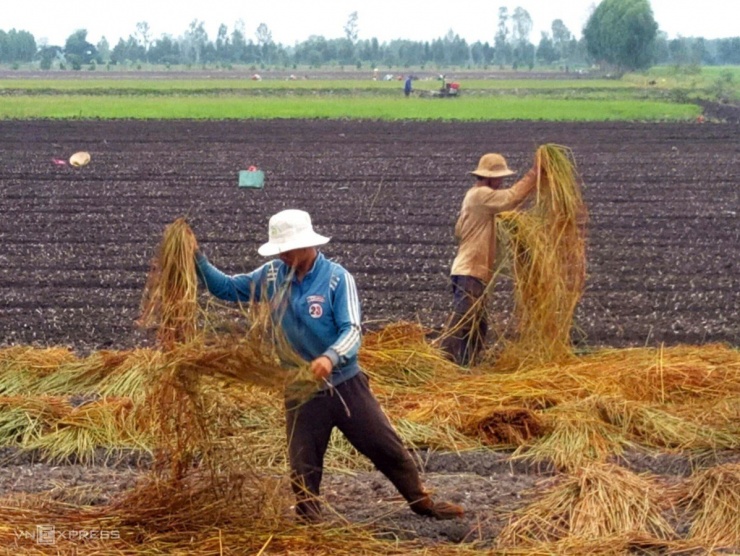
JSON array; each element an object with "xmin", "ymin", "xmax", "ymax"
[{"xmin": 0, "ymin": 119, "xmax": 738, "ymax": 548}]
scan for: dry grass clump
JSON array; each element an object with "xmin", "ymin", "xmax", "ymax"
[
  {"xmin": 137, "ymin": 217, "xmax": 200, "ymax": 349},
  {"xmin": 0, "ymin": 346, "xmax": 76, "ymax": 394},
  {"xmin": 361, "ymin": 321, "xmax": 457, "ymax": 390},
  {"xmin": 461, "ymin": 406, "xmax": 545, "ymax": 446},
  {"xmin": 496, "ymin": 462, "xmax": 675, "ymax": 548},
  {"xmin": 584, "ymin": 344, "xmax": 740, "ymax": 404},
  {"xmin": 23, "ymin": 397, "xmax": 148, "ymax": 464},
  {"xmin": 0, "ymin": 396, "xmax": 70, "ymax": 447},
  {"xmin": 31, "ymin": 350, "xmax": 131, "ymax": 396},
  {"xmin": 494, "ymin": 143, "xmax": 587, "ymax": 370},
  {"xmin": 0, "ymin": 489, "xmax": 482, "ymax": 555},
  {"xmin": 513, "ymin": 397, "xmax": 624, "ymax": 471},
  {"xmin": 677, "ymin": 463, "xmax": 740, "ymax": 547},
  {"xmin": 597, "ymin": 396, "xmax": 739, "ymax": 451},
  {"xmin": 93, "ymin": 348, "xmax": 164, "ymax": 401}
]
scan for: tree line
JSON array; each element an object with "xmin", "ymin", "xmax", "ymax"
[{"xmin": 2, "ymin": 0, "xmax": 739, "ymax": 72}]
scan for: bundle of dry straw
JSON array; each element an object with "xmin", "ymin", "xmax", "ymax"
[
  {"xmin": 679, "ymin": 463, "xmax": 740, "ymax": 547},
  {"xmin": 496, "ymin": 462, "xmax": 675, "ymax": 548},
  {"xmin": 137, "ymin": 217, "xmax": 200, "ymax": 349},
  {"xmin": 495, "ymin": 143, "xmax": 587, "ymax": 369}
]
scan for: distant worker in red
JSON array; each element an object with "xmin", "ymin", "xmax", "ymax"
[{"xmin": 441, "ymin": 153, "xmax": 542, "ymax": 366}]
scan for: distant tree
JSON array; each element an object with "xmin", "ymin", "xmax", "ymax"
[
  {"xmin": 717, "ymin": 37, "xmax": 740, "ymax": 65},
  {"xmin": 470, "ymin": 41, "xmax": 494, "ymax": 66},
  {"xmin": 551, "ymin": 19, "xmax": 572, "ymax": 62},
  {"xmin": 511, "ymin": 7, "xmax": 534, "ymax": 69},
  {"xmin": 344, "ymin": 11, "xmax": 359, "ymax": 43},
  {"xmin": 0, "ymin": 29, "xmax": 36, "ymax": 62},
  {"xmin": 652, "ymin": 31, "xmax": 670, "ymax": 64},
  {"xmin": 38, "ymin": 44, "xmax": 62, "ymax": 69},
  {"xmin": 148, "ymin": 35, "xmax": 180, "ymax": 65},
  {"xmin": 494, "ymin": 7, "xmax": 511, "ymax": 68},
  {"xmin": 511, "ymin": 8, "xmax": 533, "ymax": 44},
  {"xmin": 96, "ymin": 36, "xmax": 111, "ymax": 63},
  {"xmin": 294, "ymin": 35, "xmax": 329, "ymax": 66},
  {"xmin": 356, "ymin": 37, "xmax": 380, "ymax": 64},
  {"xmin": 64, "ymin": 29, "xmax": 97, "ymax": 67},
  {"xmin": 691, "ymin": 38, "xmax": 712, "ymax": 65},
  {"xmin": 216, "ymin": 24, "xmax": 229, "ymax": 59},
  {"xmin": 667, "ymin": 38, "xmax": 689, "ymax": 65},
  {"xmin": 229, "ymin": 21, "xmax": 248, "ymax": 63},
  {"xmin": 389, "ymin": 39, "xmax": 425, "ymax": 67},
  {"xmin": 444, "ymin": 30, "xmax": 470, "ymax": 66},
  {"xmin": 135, "ymin": 22, "xmax": 152, "ymax": 62},
  {"xmin": 537, "ymin": 32, "xmax": 558, "ymax": 65},
  {"xmin": 110, "ymin": 36, "xmax": 145, "ymax": 64},
  {"xmin": 201, "ymin": 41, "xmax": 217, "ymax": 64},
  {"xmin": 430, "ymin": 37, "xmax": 446, "ymax": 65},
  {"xmin": 583, "ymin": 0, "xmax": 658, "ymax": 73},
  {"xmin": 255, "ymin": 23, "xmax": 274, "ymax": 64},
  {"xmin": 181, "ymin": 20, "xmax": 208, "ymax": 64}
]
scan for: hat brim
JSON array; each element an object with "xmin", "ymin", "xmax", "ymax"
[
  {"xmin": 469, "ymin": 169, "xmax": 515, "ymax": 178},
  {"xmin": 258, "ymin": 233, "xmax": 330, "ymax": 257},
  {"xmin": 69, "ymin": 152, "xmax": 91, "ymax": 167}
]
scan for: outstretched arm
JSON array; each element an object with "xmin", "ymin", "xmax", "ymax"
[{"xmin": 195, "ymin": 252, "xmax": 263, "ymax": 303}]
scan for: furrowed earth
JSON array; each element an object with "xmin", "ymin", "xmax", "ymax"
[{"xmin": 0, "ymin": 118, "xmax": 738, "ymax": 548}]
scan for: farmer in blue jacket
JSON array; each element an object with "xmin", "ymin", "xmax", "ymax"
[{"xmin": 194, "ymin": 209, "xmax": 464, "ymax": 523}]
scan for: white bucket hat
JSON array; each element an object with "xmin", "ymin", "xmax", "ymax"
[{"xmin": 258, "ymin": 209, "xmax": 330, "ymax": 257}]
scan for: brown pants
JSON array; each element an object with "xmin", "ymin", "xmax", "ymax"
[{"xmin": 285, "ymin": 372, "xmax": 426, "ymax": 519}]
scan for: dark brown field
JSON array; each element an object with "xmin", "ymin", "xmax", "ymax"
[
  {"xmin": 1, "ymin": 119, "xmax": 738, "ymax": 351},
  {"xmin": 0, "ymin": 119, "xmax": 738, "ymax": 548}
]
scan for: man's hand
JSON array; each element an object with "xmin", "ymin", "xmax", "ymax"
[{"xmin": 310, "ymin": 356, "xmax": 333, "ymax": 381}]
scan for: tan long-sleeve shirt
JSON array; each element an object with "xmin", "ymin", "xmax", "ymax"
[{"xmin": 450, "ymin": 169, "xmax": 537, "ymax": 284}]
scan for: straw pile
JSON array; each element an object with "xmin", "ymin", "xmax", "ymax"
[
  {"xmin": 360, "ymin": 321, "xmax": 457, "ymax": 389},
  {"xmin": 494, "ymin": 143, "xmax": 587, "ymax": 369},
  {"xmin": 496, "ymin": 462, "xmax": 675, "ymax": 547},
  {"xmin": 678, "ymin": 463, "xmax": 740, "ymax": 547},
  {"xmin": 137, "ymin": 217, "xmax": 200, "ymax": 349}
]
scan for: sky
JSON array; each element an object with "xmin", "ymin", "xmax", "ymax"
[{"xmin": 4, "ymin": 0, "xmax": 738, "ymax": 48}]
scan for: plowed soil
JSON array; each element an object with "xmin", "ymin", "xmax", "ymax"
[
  {"xmin": 1, "ymin": 119, "xmax": 737, "ymax": 350},
  {"xmin": 0, "ymin": 119, "xmax": 738, "ymax": 548}
]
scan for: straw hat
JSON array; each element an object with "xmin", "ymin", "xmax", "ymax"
[
  {"xmin": 258, "ymin": 209, "xmax": 330, "ymax": 257},
  {"xmin": 469, "ymin": 153, "xmax": 515, "ymax": 178},
  {"xmin": 69, "ymin": 151, "xmax": 91, "ymax": 167}
]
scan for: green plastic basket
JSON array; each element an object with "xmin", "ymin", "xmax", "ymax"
[{"xmin": 238, "ymin": 169, "xmax": 265, "ymax": 188}]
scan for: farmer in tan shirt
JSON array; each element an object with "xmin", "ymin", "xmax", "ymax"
[{"xmin": 441, "ymin": 152, "xmax": 539, "ymax": 366}]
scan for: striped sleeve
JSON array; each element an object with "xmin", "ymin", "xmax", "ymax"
[{"xmin": 324, "ymin": 269, "xmax": 362, "ymax": 366}]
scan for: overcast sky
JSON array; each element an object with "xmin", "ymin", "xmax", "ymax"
[{"xmin": 4, "ymin": 0, "xmax": 738, "ymax": 48}]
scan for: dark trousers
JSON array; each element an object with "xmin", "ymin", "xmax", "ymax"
[
  {"xmin": 285, "ymin": 372, "xmax": 426, "ymax": 519},
  {"xmin": 440, "ymin": 275, "xmax": 488, "ymax": 367}
]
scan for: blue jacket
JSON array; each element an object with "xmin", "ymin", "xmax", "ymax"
[{"xmin": 195, "ymin": 251, "xmax": 362, "ymax": 388}]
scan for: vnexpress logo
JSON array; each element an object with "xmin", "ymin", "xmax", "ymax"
[{"xmin": 36, "ymin": 524, "xmax": 55, "ymax": 545}]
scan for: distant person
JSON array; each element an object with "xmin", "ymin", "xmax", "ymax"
[
  {"xmin": 440, "ymin": 153, "xmax": 542, "ymax": 366},
  {"xmin": 404, "ymin": 76, "xmax": 413, "ymax": 97},
  {"xmin": 193, "ymin": 209, "xmax": 464, "ymax": 523}
]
